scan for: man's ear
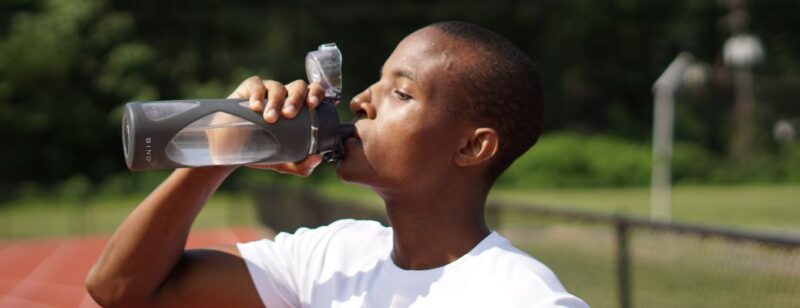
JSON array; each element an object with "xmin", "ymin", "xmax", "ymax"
[{"xmin": 455, "ymin": 128, "xmax": 499, "ymax": 167}]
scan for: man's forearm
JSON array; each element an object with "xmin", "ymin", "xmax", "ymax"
[{"xmin": 86, "ymin": 166, "xmax": 236, "ymax": 306}]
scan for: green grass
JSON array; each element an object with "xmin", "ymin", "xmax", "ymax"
[
  {"xmin": 0, "ymin": 178, "xmax": 381, "ymax": 240},
  {"xmin": 315, "ymin": 182, "xmax": 800, "ymax": 233},
  {"xmin": 0, "ymin": 192, "xmax": 259, "ymax": 239},
  {"xmin": 489, "ymin": 184, "xmax": 800, "ymax": 233},
  {"xmin": 3, "ymin": 183, "xmax": 797, "ymax": 237}
]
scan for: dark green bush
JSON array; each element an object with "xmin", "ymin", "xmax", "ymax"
[
  {"xmin": 497, "ymin": 133, "xmax": 651, "ymax": 188},
  {"xmin": 782, "ymin": 143, "xmax": 800, "ymax": 181},
  {"xmin": 671, "ymin": 142, "xmax": 718, "ymax": 183},
  {"xmin": 495, "ymin": 133, "xmax": 792, "ymax": 188},
  {"xmin": 709, "ymin": 143, "xmax": 800, "ymax": 184}
]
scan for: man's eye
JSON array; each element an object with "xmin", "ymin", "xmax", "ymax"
[{"xmin": 394, "ymin": 90, "xmax": 412, "ymax": 101}]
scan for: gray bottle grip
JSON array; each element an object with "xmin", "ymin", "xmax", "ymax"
[{"xmin": 123, "ymin": 99, "xmax": 315, "ymax": 170}]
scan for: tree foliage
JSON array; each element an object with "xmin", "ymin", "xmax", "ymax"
[{"xmin": 1, "ymin": 0, "xmax": 799, "ymax": 195}]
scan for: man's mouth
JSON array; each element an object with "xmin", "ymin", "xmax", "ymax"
[
  {"xmin": 349, "ymin": 120, "xmax": 364, "ymax": 142},
  {"xmin": 346, "ymin": 134, "xmax": 362, "ymax": 146},
  {"xmin": 344, "ymin": 122, "xmax": 363, "ymax": 151}
]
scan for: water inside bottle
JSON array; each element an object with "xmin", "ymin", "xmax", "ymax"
[{"xmin": 165, "ymin": 111, "xmax": 279, "ymax": 166}]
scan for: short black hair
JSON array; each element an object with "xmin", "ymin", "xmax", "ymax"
[{"xmin": 430, "ymin": 21, "xmax": 544, "ymax": 184}]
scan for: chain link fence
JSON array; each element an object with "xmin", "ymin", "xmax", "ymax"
[{"xmin": 490, "ymin": 202, "xmax": 800, "ymax": 308}]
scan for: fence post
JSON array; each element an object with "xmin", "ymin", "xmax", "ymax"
[{"xmin": 616, "ymin": 221, "xmax": 631, "ymax": 308}]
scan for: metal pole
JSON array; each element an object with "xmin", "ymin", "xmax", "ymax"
[
  {"xmin": 651, "ymin": 52, "xmax": 694, "ymax": 221},
  {"xmin": 651, "ymin": 87, "xmax": 674, "ymax": 221},
  {"xmin": 730, "ymin": 66, "xmax": 756, "ymax": 160},
  {"xmin": 721, "ymin": 1, "xmax": 764, "ymax": 161},
  {"xmin": 616, "ymin": 222, "xmax": 631, "ymax": 308}
]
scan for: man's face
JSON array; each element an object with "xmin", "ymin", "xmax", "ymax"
[{"xmin": 336, "ymin": 28, "xmax": 474, "ymax": 194}]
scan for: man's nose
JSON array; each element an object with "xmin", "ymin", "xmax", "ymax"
[{"xmin": 349, "ymin": 88, "xmax": 376, "ymax": 119}]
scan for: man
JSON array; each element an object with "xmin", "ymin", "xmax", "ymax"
[{"xmin": 87, "ymin": 21, "xmax": 587, "ymax": 307}]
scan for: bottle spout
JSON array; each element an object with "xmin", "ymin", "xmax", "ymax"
[
  {"xmin": 338, "ymin": 123, "xmax": 356, "ymax": 140},
  {"xmin": 322, "ymin": 123, "xmax": 356, "ymax": 163}
]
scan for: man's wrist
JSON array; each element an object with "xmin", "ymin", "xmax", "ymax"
[{"xmin": 176, "ymin": 166, "xmax": 238, "ymax": 184}]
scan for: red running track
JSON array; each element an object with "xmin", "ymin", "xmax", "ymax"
[{"xmin": 0, "ymin": 228, "xmax": 266, "ymax": 307}]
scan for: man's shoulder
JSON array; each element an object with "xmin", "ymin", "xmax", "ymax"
[
  {"xmin": 460, "ymin": 233, "xmax": 587, "ymax": 307},
  {"xmin": 468, "ymin": 233, "xmax": 569, "ymax": 294}
]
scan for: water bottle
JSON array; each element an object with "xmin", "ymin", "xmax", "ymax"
[{"xmin": 121, "ymin": 43, "xmax": 354, "ymax": 171}]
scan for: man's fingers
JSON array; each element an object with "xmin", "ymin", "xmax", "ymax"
[
  {"xmin": 229, "ymin": 77, "xmax": 266, "ymax": 113},
  {"xmin": 229, "ymin": 78, "xmax": 324, "ymax": 123},
  {"xmin": 283, "ymin": 80, "xmax": 309, "ymax": 118},
  {"xmin": 307, "ymin": 82, "xmax": 325, "ymax": 108},
  {"xmin": 262, "ymin": 80, "xmax": 287, "ymax": 123},
  {"xmin": 247, "ymin": 77, "xmax": 268, "ymax": 111}
]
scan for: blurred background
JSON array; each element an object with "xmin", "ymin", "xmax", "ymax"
[{"xmin": 1, "ymin": 0, "xmax": 798, "ymax": 307}]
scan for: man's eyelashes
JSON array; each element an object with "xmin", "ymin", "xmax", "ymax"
[{"xmin": 393, "ymin": 90, "xmax": 412, "ymax": 101}]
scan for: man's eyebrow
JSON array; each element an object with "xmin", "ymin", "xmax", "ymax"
[
  {"xmin": 379, "ymin": 65, "xmax": 418, "ymax": 82},
  {"xmin": 394, "ymin": 69, "xmax": 417, "ymax": 82}
]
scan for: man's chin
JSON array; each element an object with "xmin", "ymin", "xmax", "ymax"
[
  {"xmin": 336, "ymin": 137, "xmax": 367, "ymax": 182},
  {"xmin": 335, "ymin": 156, "xmax": 383, "ymax": 189},
  {"xmin": 334, "ymin": 159, "xmax": 362, "ymax": 183}
]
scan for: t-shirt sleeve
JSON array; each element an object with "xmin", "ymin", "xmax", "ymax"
[{"xmin": 236, "ymin": 220, "xmax": 361, "ymax": 308}]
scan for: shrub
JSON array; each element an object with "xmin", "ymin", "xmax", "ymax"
[
  {"xmin": 782, "ymin": 143, "xmax": 800, "ymax": 181},
  {"xmin": 497, "ymin": 133, "xmax": 732, "ymax": 188},
  {"xmin": 671, "ymin": 142, "xmax": 718, "ymax": 183},
  {"xmin": 497, "ymin": 133, "xmax": 651, "ymax": 188}
]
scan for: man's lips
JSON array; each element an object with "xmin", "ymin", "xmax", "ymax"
[
  {"xmin": 349, "ymin": 120, "xmax": 364, "ymax": 143},
  {"xmin": 344, "ymin": 124, "xmax": 363, "ymax": 155}
]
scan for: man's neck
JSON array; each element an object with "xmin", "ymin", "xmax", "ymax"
[{"xmin": 381, "ymin": 182, "xmax": 491, "ymax": 270}]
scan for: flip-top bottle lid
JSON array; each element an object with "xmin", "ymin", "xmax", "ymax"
[{"xmin": 305, "ymin": 43, "xmax": 342, "ymax": 102}]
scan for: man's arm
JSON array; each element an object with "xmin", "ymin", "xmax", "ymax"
[
  {"xmin": 85, "ymin": 167, "xmax": 263, "ymax": 307},
  {"xmin": 85, "ymin": 77, "xmax": 324, "ymax": 307}
]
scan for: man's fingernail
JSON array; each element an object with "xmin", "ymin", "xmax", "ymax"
[
  {"xmin": 267, "ymin": 109, "xmax": 278, "ymax": 119},
  {"xmin": 250, "ymin": 100, "xmax": 257, "ymax": 107},
  {"xmin": 310, "ymin": 95, "xmax": 320, "ymax": 104},
  {"xmin": 283, "ymin": 105, "xmax": 296, "ymax": 114}
]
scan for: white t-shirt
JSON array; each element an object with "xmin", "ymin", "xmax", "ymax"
[{"xmin": 237, "ymin": 219, "xmax": 587, "ymax": 308}]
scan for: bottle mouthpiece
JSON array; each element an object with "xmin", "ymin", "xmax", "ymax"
[{"xmin": 338, "ymin": 123, "xmax": 356, "ymax": 141}]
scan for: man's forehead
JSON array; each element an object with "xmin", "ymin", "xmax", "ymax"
[
  {"xmin": 397, "ymin": 28, "xmax": 450, "ymax": 53},
  {"xmin": 385, "ymin": 28, "xmax": 469, "ymax": 80}
]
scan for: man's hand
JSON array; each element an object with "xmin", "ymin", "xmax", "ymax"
[{"xmin": 228, "ymin": 76, "xmax": 325, "ymax": 176}]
